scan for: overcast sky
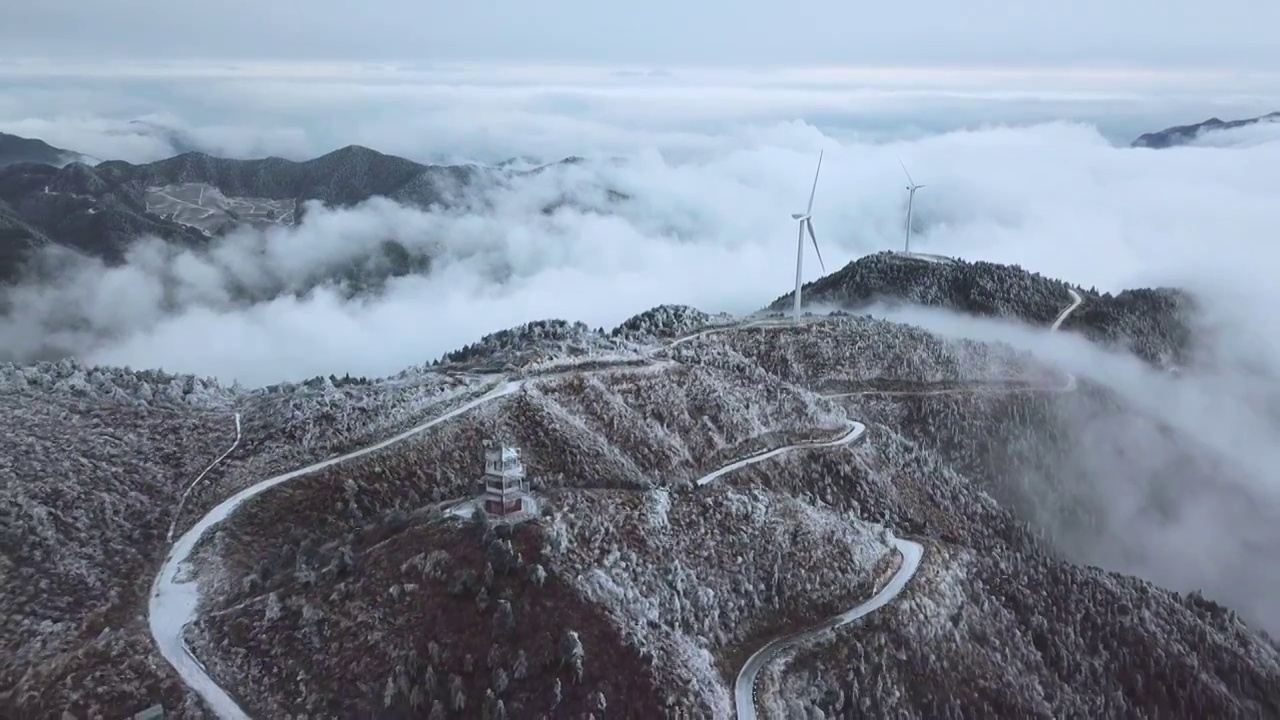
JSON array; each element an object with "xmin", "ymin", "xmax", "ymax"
[{"xmin": 5, "ymin": 0, "xmax": 1280, "ymax": 69}]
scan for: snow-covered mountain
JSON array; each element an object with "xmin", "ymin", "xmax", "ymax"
[
  {"xmin": 4, "ymin": 282, "xmax": 1279, "ymax": 718},
  {"xmin": 773, "ymin": 251, "xmax": 1193, "ymax": 368}
]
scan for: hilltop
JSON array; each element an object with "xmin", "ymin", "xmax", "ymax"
[
  {"xmin": 0, "ymin": 132, "xmax": 82, "ymax": 168},
  {"xmin": 770, "ymin": 251, "xmax": 1193, "ymax": 368}
]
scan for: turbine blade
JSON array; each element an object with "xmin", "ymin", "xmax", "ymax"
[
  {"xmin": 897, "ymin": 155, "xmax": 915, "ymax": 187},
  {"xmin": 805, "ymin": 149, "xmax": 823, "ymax": 215},
  {"xmin": 806, "ymin": 218, "xmax": 825, "ymax": 272}
]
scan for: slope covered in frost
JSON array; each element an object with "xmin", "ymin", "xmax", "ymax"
[
  {"xmin": 3, "ymin": 258, "xmax": 1277, "ymax": 719},
  {"xmin": 773, "ymin": 545, "xmax": 1280, "ymax": 718}
]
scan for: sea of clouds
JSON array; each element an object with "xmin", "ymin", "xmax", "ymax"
[
  {"xmin": 2, "ymin": 61, "xmax": 1280, "ymax": 635},
  {"xmin": 2, "ymin": 63, "xmax": 1279, "ymax": 386}
]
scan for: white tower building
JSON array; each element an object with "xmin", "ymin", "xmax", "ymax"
[{"xmin": 482, "ymin": 442, "xmax": 529, "ymax": 517}]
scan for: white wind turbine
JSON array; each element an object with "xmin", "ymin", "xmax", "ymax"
[
  {"xmin": 898, "ymin": 156, "xmax": 926, "ymax": 253},
  {"xmin": 789, "ymin": 150, "xmax": 827, "ymax": 321}
]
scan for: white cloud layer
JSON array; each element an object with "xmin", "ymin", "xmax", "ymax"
[
  {"xmin": 1, "ymin": 71, "xmax": 1279, "ymax": 637},
  {"xmin": 4, "ymin": 62, "xmax": 1280, "ymax": 162},
  {"xmin": 872, "ymin": 302, "xmax": 1280, "ymax": 636},
  {"xmin": 0, "ymin": 77, "xmax": 1277, "ymax": 385}
]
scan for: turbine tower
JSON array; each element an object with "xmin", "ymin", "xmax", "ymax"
[
  {"xmin": 790, "ymin": 150, "xmax": 827, "ymax": 321},
  {"xmin": 898, "ymin": 156, "xmax": 926, "ymax": 253}
]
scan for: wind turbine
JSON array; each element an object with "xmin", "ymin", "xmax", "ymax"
[
  {"xmin": 789, "ymin": 150, "xmax": 826, "ymax": 321},
  {"xmin": 898, "ymin": 156, "xmax": 926, "ymax": 253}
]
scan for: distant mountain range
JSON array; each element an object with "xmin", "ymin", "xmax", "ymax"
[
  {"xmin": 1130, "ymin": 111, "xmax": 1280, "ymax": 148},
  {"xmin": 2, "ymin": 111, "xmax": 1274, "ymax": 281},
  {"xmin": 0, "ymin": 133, "xmax": 604, "ymax": 282},
  {"xmin": 0, "ymin": 132, "xmax": 85, "ymax": 169}
]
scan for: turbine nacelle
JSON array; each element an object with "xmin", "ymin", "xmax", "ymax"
[{"xmin": 791, "ymin": 212, "xmax": 810, "ymax": 220}]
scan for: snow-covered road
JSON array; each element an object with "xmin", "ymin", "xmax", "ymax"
[
  {"xmin": 167, "ymin": 414, "xmax": 242, "ymax": 543},
  {"xmin": 1051, "ymin": 287, "xmax": 1083, "ymax": 391},
  {"xmin": 734, "ymin": 537, "xmax": 924, "ymax": 719},
  {"xmin": 732, "ymin": 287, "xmax": 1082, "ymax": 717},
  {"xmin": 695, "ymin": 423, "xmax": 865, "ymax": 486},
  {"xmin": 148, "ymin": 380, "xmax": 521, "ymax": 719},
  {"xmin": 1052, "ymin": 288, "xmax": 1083, "ymax": 332}
]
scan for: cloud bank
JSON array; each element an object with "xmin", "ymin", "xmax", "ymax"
[
  {"xmin": 2, "ymin": 114, "xmax": 1280, "ymax": 386},
  {"xmin": 1, "ymin": 70, "xmax": 1279, "ymax": 639},
  {"xmin": 872, "ymin": 302, "xmax": 1280, "ymax": 636},
  {"xmin": 5, "ymin": 62, "xmax": 1280, "ymax": 162}
]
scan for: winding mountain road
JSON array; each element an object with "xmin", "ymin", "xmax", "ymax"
[
  {"xmin": 1053, "ymin": 288, "xmax": 1083, "ymax": 332},
  {"xmin": 149, "ymin": 381, "xmax": 521, "ymax": 719},
  {"xmin": 731, "ymin": 286, "xmax": 1084, "ymax": 718},
  {"xmin": 734, "ymin": 537, "xmax": 924, "ymax": 719},
  {"xmin": 149, "ymin": 288, "xmax": 1085, "ymax": 719},
  {"xmin": 696, "ymin": 422, "xmax": 865, "ymax": 486}
]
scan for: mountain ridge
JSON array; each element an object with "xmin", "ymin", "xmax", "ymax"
[
  {"xmin": 1131, "ymin": 111, "xmax": 1280, "ymax": 148},
  {"xmin": 0, "ymin": 132, "xmax": 81, "ymax": 168},
  {"xmin": 769, "ymin": 251, "xmax": 1193, "ymax": 368},
  {"xmin": 0, "ymin": 133, "xmax": 607, "ymax": 282}
]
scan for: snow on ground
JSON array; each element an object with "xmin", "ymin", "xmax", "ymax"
[
  {"xmin": 546, "ymin": 481, "xmax": 893, "ymax": 714},
  {"xmin": 445, "ymin": 495, "xmax": 542, "ymax": 524},
  {"xmin": 149, "ymin": 380, "xmax": 522, "ymax": 718},
  {"xmin": 740, "ymin": 538, "xmax": 924, "ymax": 719},
  {"xmin": 446, "ymin": 500, "xmax": 477, "ymax": 519},
  {"xmin": 893, "ymin": 547, "xmax": 969, "ymax": 641},
  {"xmin": 645, "ymin": 487, "xmax": 672, "ymax": 528},
  {"xmin": 695, "ymin": 422, "xmax": 864, "ymax": 486},
  {"xmin": 893, "ymin": 251, "xmax": 959, "ymax": 265}
]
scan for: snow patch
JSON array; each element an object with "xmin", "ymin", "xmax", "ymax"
[{"xmin": 645, "ymin": 487, "xmax": 671, "ymax": 528}]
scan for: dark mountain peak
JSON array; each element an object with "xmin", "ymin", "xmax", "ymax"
[
  {"xmin": 307, "ymin": 143, "xmax": 425, "ymax": 178},
  {"xmin": 0, "ymin": 160, "xmax": 109, "ymax": 197},
  {"xmin": 516, "ymin": 155, "xmax": 596, "ymax": 180},
  {"xmin": 772, "ymin": 250, "xmax": 1191, "ymax": 367},
  {"xmin": 318, "ymin": 144, "xmax": 384, "ymax": 160},
  {"xmin": 0, "ymin": 132, "xmax": 78, "ymax": 169},
  {"xmin": 769, "ymin": 250, "xmax": 1062, "ymax": 319},
  {"xmin": 51, "ymin": 162, "xmax": 109, "ymax": 194},
  {"xmin": 1131, "ymin": 111, "xmax": 1280, "ymax": 148}
]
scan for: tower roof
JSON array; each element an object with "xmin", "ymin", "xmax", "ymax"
[{"xmin": 485, "ymin": 445, "xmax": 521, "ymax": 460}]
